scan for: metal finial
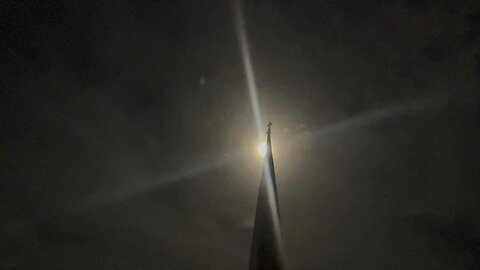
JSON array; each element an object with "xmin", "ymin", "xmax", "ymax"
[{"xmin": 267, "ymin": 121, "xmax": 272, "ymax": 134}]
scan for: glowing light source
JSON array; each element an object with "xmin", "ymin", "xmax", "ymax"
[{"xmin": 257, "ymin": 142, "xmax": 267, "ymax": 157}]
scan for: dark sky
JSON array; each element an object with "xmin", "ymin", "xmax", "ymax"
[{"xmin": 1, "ymin": 0, "xmax": 480, "ymax": 269}]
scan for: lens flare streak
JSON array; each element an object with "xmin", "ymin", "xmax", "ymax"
[{"xmin": 232, "ymin": 0, "xmax": 264, "ymax": 139}]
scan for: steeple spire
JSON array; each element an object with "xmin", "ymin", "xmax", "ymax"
[{"xmin": 249, "ymin": 122, "xmax": 284, "ymax": 270}]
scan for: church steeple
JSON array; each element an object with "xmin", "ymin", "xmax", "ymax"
[{"xmin": 249, "ymin": 122, "xmax": 284, "ymax": 270}]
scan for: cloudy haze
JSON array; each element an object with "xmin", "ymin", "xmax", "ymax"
[{"xmin": 1, "ymin": 0, "xmax": 480, "ymax": 269}]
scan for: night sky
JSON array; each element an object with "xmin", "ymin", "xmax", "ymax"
[{"xmin": 2, "ymin": 0, "xmax": 480, "ymax": 269}]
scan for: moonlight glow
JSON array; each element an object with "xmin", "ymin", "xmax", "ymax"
[{"xmin": 257, "ymin": 142, "xmax": 267, "ymax": 157}]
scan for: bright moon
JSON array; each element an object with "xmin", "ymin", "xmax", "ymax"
[{"xmin": 257, "ymin": 142, "xmax": 267, "ymax": 157}]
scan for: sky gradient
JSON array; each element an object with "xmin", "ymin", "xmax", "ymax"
[{"xmin": 1, "ymin": 0, "xmax": 480, "ymax": 269}]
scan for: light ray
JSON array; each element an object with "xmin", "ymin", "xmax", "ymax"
[
  {"xmin": 232, "ymin": 0, "xmax": 264, "ymax": 139},
  {"xmin": 75, "ymin": 93, "xmax": 447, "ymax": 209},
  {"xmin": 74, "ymin": 153, "xmax": 241, "ymax": 208},
  {"xmin": 294, "ymin": 93, "xmax": 448, "ymax": 145}
]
